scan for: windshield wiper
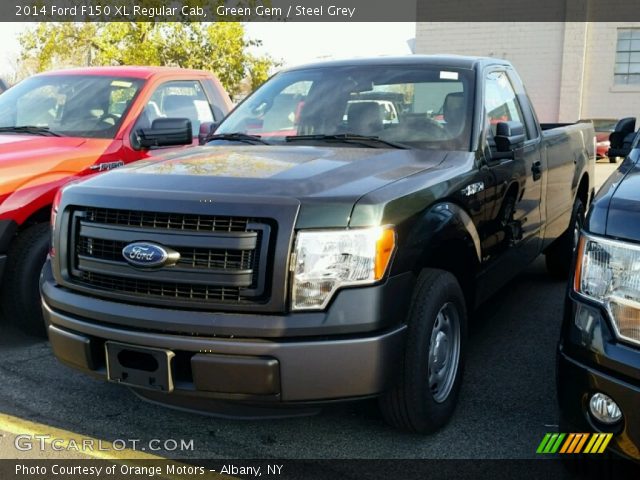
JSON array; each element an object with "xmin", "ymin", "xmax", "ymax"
[
  {"xmin": 0, "ymin": 126, "xmax": 63, "ymax": 137},
  {"xmin": 206, "ymin": 133, "xmax": 270, "ymax": 145},
  {"xmin": 285, "ymin": 134, "xmax": 410, "ymax": 149}
]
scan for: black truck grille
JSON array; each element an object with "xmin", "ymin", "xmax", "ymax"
[
  {"xmin": 67, "ymin": 207, "xmax": 271, "ymax": 308},
  {"xmin": 84, "ymin": 208, "xmax": 250, "ymax": 233},
  {"xmin": 78, "ymin": 272, "xmax": 243, "ymax": 303}
]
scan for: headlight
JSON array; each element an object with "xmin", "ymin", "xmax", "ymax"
[
  {"xmin": 291, "ymin": 226, "xmax": 396, "ymax": 310},
  {"xmin": 575, "ymin": 234, "xmax": 640, "ymax": 345}
]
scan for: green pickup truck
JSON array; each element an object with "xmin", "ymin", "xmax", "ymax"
[{"xmin": 41, "ymin": 56, "xmax": 595, "ymax": 432}]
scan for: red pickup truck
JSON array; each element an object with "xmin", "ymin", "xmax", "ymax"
[{"xmin": 0, "ymin": 66, "xmax": 232, "ymax": 334}]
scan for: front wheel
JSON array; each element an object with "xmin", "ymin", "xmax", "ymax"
[
  {"xmin": 545, "ymin": 198, "xmax": 585, "ymax": 279},
  {"xmin": 0, "ymin": 223, "xmax": 50, "ymax": 337},
  {"xmin": 379, "ymin": 268, "xmax": 467, "ymax": 433}
]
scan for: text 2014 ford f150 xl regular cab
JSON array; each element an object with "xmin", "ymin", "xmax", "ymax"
[
  {"xmin": 42, "ymin": 56, "xmax": 595, "ymax": 432},
  {"xmin": 0, "ymin": 67, "xmax": 232, "ymax": 335}
]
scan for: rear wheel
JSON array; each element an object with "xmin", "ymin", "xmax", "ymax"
[
  {"xmin": 379, "ymin": 268, "xmax": 467, "ymax": 433},
  {"xmin": 545, "ymin": 198, "xmax": 585, "ymax": 279},
  {"xmin": 0, "ymin": 223, "xmax": 50, "ymax": 337},
  {"xmin": 609, "ymin": 156, "xmax": 618, "ymax": 164}
]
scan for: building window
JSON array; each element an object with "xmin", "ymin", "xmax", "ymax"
[{"xmin": 615, "ymin": 29, "xmax": 640, "ymax": 85}]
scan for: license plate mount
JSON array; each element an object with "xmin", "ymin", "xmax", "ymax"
[{"xmin": 105, "ymin": 341, "xmax": 174, "ymax": 393}]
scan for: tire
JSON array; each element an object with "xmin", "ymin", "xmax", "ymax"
[
  {"xmin": 0, "ymin": 223, "xmax": 50, "ymax": 337},
  {"xmin": 545, "ymin": 198, "xmax": 585, "ymax": 280},
  {"xmin": 379, "ymin": 268, "xmax": 467, "ymax": 433},
  {"xmin": 609, "ymin": 156, "xmax": 618, "ymax": 164}
]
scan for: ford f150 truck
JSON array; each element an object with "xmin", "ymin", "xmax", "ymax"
[
  {"xmin": 42, "ymin": 56, "xmax": 595, "ymax": 432},
  {"xmin": 0, "ymin": 66, "xmax": 232, "ymax": 335},
  {"xmin": 558, "ymin": 124, "xmax": 640, "ymax": 463}
]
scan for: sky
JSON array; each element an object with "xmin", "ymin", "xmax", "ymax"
[{"xmin": 0, "ymin": 22, "xmax": 416, "ymax": 80}]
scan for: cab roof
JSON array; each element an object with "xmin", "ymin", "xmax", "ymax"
[
  {"xmin": 285, "ymin": 55, "xmax": 512, "ymax": 72},
  {"xmin": 35, "ymin": 66, "xmax": 211, "ymax": 80}
]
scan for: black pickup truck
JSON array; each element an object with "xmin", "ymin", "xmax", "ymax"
[
  {"xmin": 558, "ymin": 126, "xmax": 640, "ymax": 462},
  {"xmin": 41, "ymin": 56, "xmax": 595, "ymax": 432}
]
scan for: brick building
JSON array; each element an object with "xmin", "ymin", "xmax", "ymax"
[{"xmin": 416, "ymin": 22, "xmax": 640, "ymax": 123}]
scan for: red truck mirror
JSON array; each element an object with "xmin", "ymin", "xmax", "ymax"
[{"xmin": 138, "ymin": 118, "xmax": 193, "ymax": 148}]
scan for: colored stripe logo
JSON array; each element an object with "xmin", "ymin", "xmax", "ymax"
[{"xmin": 537, "ymin": 433, "xmax": 613, "ymax": 454}]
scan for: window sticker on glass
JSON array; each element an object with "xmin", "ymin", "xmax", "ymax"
[
  {"xmin": 111, "ymin": 80, "xmax": 133, "ymax": 88},
  {"xmin": 194, "ymin": 100, "xmax": 214, "ymax": 122},
  {"xmin": 440, "ymin": 71, "xmax": 459, "ymax": 80}
]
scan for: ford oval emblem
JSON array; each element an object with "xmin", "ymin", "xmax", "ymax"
[{"xmin": 122, "ymin": 242, "xmax": 178, "ymax": 268}]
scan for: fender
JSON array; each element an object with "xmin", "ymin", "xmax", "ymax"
[
  {"xmin": 0, "ymin": 172, "xmax": 87, "ymax": 225},
  {"xmin": 392, "ymin": 201, "xmax": 481, "ymax": 276}
]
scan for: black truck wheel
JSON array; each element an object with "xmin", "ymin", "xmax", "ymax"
[
  {"xmin": 379, "ymin": 268, "xmax": 467, "ymax": 433},
  {"xmin": 545, "ymin": 198, "xmax": 585, "ymax": 279},
  {"xmin": 0, "ymin": 223, "xmax": 50, "ymax": 337}
]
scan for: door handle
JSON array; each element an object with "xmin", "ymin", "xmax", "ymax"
[{"xmin": 532, "ymin": 161, "xmax": 542, "ymax": 181}]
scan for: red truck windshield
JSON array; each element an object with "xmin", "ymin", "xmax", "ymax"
[
  {"xmin": 0, "ymin": 75, "xmax": 144, "ymax": 138},
  {"xmin": 217, "ymin": 65, "xmax": 475, "ymax": 150}
]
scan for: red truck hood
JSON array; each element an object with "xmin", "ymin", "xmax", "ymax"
[
  {"xmin": 0, "ymin": 134, "xmax": 115, "ymax": 200},
  {"xmin": 0, "ymin": 135, "xmax": 87, "ymax": 162}
]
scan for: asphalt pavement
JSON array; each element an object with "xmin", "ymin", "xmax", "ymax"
[{"xmin": 0, "ymin": 161, "xmax": 622, "ymax": 462}]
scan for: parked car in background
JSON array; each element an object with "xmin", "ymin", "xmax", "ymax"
[
  {"xmin": 42, "ymin": 56, "xmax": 594, "ymax": 432},
  {"xmin": 0, "ymin": 66, "xmax": 232, "ymax": 335},
  {"xmin": 558, "ymin": 129, "xmax": 640, "ymax": 463},
  {"xmin": 579, "ymin": 118, "xmax": 618, "ymax": 162}
]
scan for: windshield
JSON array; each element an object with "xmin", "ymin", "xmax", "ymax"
[
  {"xmin": 0, "ymin": 75, "xmax": 144, "ymax": 138},
  {"xmin": 216, "ymin": 64, "xmax": 475, "ymax": 150}
]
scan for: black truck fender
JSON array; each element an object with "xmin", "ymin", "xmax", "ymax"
[{"xmin": 393, "ymin": 201, "xmax": 481, "ymax": 309}]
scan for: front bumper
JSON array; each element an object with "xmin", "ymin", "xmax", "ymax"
[
  {"xmin": 557, "ymin": 295, "xmax": 640, "ymax": 461},
  {"xmin": 41, "ymin": 262, "xmax": 409, "ymax": 413}
]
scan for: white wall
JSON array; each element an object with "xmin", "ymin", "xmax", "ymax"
[
  {"xmin": 416, "ymin": 22, "xmax": 565, "ymax": 122},
  {"xmin": 416, "ymin": 22, "xmax": 640, "ymax": 123},
  {"xmin": 581, "ymin": 22, "xmax": 640, "ymax": 120}
]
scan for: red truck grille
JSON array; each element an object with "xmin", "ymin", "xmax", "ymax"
[{"xmin": 66, "ymin": 207, "xmax": 270, "ymax": 309}]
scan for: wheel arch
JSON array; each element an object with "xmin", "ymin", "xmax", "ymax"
[{"xmin": 398, "ymin": 201, "xmax": 481, "ymax": 311}]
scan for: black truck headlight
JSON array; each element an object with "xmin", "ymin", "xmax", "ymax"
[
  {"xmin": 291, "ymin": 226, "xmax": 396, "ymax": 311},
  {"xmin": 575, "ymin": 233, "xmax": 640, "ymax": 346}
]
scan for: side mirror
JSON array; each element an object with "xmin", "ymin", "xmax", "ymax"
[
  {"xmin": 608, "ymin": 117, "xmax": 636, "ymax": 160},
  {"xmin": 198, "ymin": 121, "xmax": 220, "ymax": 145},
  {"xmin": 495, "ymin": 121, "xmax": 526, "ymax": 153},
  {"xmin": 137, "ymin": 118, "xmax": 192, "ymax": 148}
]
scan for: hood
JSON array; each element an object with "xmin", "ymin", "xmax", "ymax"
[
  {"xmin": 74, "ymin": 145, "xmax": 448, "ymax": 227},
  {"xmin": 0, "ymin": 135, "xmax": 87, "ymax": 162},
  {"xmin": 0, "ymin": 135, "xmax": 116, "ymax": 198}
]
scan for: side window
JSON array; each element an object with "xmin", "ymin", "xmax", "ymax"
[
  {"xmin": 135, "ymin": 80, "xmax": 214, "ymax": 136},
  {"xmin": 484, "ymin": 71, "xmax": 526, "ymax": 137}
]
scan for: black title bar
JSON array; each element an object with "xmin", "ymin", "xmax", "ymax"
[{"xmin": 5, "ymin": 0, "xmax": 640, "ymax": 22}]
